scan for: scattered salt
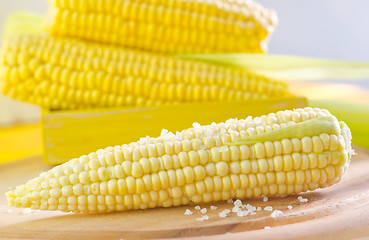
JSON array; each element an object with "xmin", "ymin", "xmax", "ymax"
[
  {"xmin": 223, "ymin": 209, "xmax": 230, "ymax": 214},
  {"xmin": 219, "ymin": 212, "xmax": 227, "ymax": 218},
  {"xmin": 256, "ymin": 207, "xmax": 262, "ymax": 211},
  {"xmin": 288, "ymin": 205, "xmax": 293, "ymax": 210},
  {"xmin": 184, "ymin": 209, "xmax": 193, "ymax": 215},
  {"xmin": 264, "ymin": 206, "xmax": 273, "ymax": 212},
  {"xmin": 210, "ymin": 206, "xmax": 218, "ymax": 210},
  {"xmin": 250, "ymin": 212, "xmax": 256, "ymax": 215},
  {"xmin": 7, "ymin": 209, "xmax": 13, "ymax": 213},
  {"xmin": 232, "ymin": 206, "xmax": 240, "ymax": 213},
  {"xmin": 271, "ymin": 210, "xmax": 283, "ymax": 218},
  {"xmin": 264, "ymin": 226, "xmax": 271, "ymax": 230},
  {"xmin": 237, "ymin": 211, "xmax": 245, "ymax": 217},
  {"xmin": 234, "ymin": 199, "xmax": 242, "ymax": 207},
  {"xmin": 202, "ymin": 215, "xmax": 209, "ymax": 220},
  {"xmin": 196, "ymin": 217, "xmax": 204, "ymax": 222},
  {"xmin": 200, "ymin": 208, "xmax": 207, "ymax": 214},
  {"xmin": 263, "ymin": 196, "xmax": 269, "ymax": 202},
  {"xmin": 227, "ymin": 199, "xmax": 234, "ymax": 204},
  {"xmin": 22, "ymin": 208, "xmax": 33, "ymax": 215},
  {"xmin": 298, "ymin": 196, "xmax": 308, "ymax": 203},
  {"xmin": 194, "ymin": 206, "xmax": 201, "ymax": 210}
]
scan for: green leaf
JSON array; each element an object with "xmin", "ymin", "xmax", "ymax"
[{"xmin": 178, "ymin": 54, "xmax": 369, "ymax": 81}]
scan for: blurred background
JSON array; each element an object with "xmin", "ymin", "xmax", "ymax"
[{"xmin": 0, "ymin": 0, "xmax": 368, "ymax": 126}]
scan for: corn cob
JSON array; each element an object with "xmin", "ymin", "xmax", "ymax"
[
  {"xmin": 0, "ymin": 34, "xmax": 290, "ymax": 110},
  {"xmin": 45, "ymin": 0, "xmax": 277, "ymax": 54},
  {"xmin": 6, "ymin": 108, "xmax": 352, "ymax": 213}
]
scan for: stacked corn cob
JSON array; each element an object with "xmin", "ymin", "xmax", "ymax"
[
  {"xmin": 6, "ymin": 108, "xmax": 352, "ymax": 212},
  {"xmin": 45, "ymin": 0, "xmax": 277, "ymax": 53}
]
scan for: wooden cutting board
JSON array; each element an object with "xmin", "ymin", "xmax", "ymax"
[{"xmin": 0, "ymin": 147, "xmax": 369, "ymax": 240}]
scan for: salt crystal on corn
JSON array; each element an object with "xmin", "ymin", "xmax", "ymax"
[
  {"xmin": 200, "ymin": 208, "xmax": 207, "ymax": 214},
  {"xmin": 288, "ymin": 205, "xmax": 293, "ymax": 209},
  {"xmin": 264, "ymin": 206, "xmax": 273, "ymax": 211},
  {"xmin": 184, "ymin": 209, "xmax": 193, "ymax": 215},
  {"xmin": 210, "ymin": 206, "xmax": 217, "ymax": 210},
  {"xmin": 271, "ymin": 210, "xmax": 283, "ymax": 218},
  {"xmin": 194, "ymin": 206, "xmax": 201, "ymax": 210},
  {"xmin": 263, "ymin": 196, "xmax": 268, "ymax": 202}
]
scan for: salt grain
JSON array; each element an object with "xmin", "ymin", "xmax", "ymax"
[
  {"xmin": 227, "ymin": 199, "xmax": 234, "ymax": 204},
  {"xmin": 210, "ymin": 206, "xmax": 218, "ymax": 210},
  {"xmin": 194, "ymin": 206, "xmax": 201, "ymax": 210},
  {"xmin": 256, "ymin": 207, "xmax": 262, "ymax": 211},
  {"xmin": 234, "ymin": 199, "xmax": 242, "ymax": 207},
  {"xmin": 264, "ymin": 206, "xmax": 273, "ymax": 212},
  {"xmin": 200, "ymin": 208, "xmax": 207, "ymax": 214},
  {"xmin": 264, "ymin": 226, "xmax": 271, "ymax": 230},
  {"xmin": 184, "ymin": 209, "xmax": 193, "ymax": 215},
  {"xmin": 7, "ymin": 209, "xmax": 13, "ymax": 213},
  {"xmin": 298, "ymin": 196, "xmax": 308, "ymax": 203},
  {"xmin": 271, "ymin": 210, "xmax": 283, "ymax": 218},
  {"xmin": 288, "ymin": 205, "xmax": 293, "ymax": 209},
  {"xmin": 22, "ymin": 208, "xmax": 33, "ymax": 215},
  {"xmin": 196, "ymin": 217, "xmax": 204, "ymax": 222},
  {"xmin": 203, "ymin": 215, "xmax": 209, "ymax": 220},
  {"xmin": 263, "ymin": 196, "xmax": 269, "ymax": 202}
]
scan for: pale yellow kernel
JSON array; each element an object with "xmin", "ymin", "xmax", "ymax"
[
  {"xmin": 319, "ymin": 169, "xmax": 328, "ymax": 183},
  {"xmin": 204, "ymin": 137, "xmax": 214, "ymax": 148},
  {"xmin": 126, "ymin": 176, "xmax": 136, "ymax": 194},
  {"xmin": 230, "ymin": 162, "xmax": 240, "ymax": 174},
  {"xmin": 50, "ymin": 188, "xmax": 62, "ymax": 199},
  {"xmin": 230, "ymin": 174, "xmax": 240, "ymax": 189},
  {"xmin": 256, "ymin": 173, "xmax": 266, "ymax": 186},
  {"xmin": 248, "ymin": 174, "xmax": 257, "ymax": 188},
  {"xmin": 229, "ymin": 146, "xmax": 239, "ymax": 161},
  {"xmin": 178, "ymin": 152, "xmax": 189, "ymax": 167},
  {"xmin": 197, "ymin": 149, "xmax": 209, "ymax": 164},
  {"xmin": 73, "ymin": 163, "xmax": 84, "ymax": 174},
  {"xmin": 122, "ymin": 161, "xmax": 132, "ymax": 175},
  {"xmin": 124, "ymin": 195, "xmax": 133, "ymax": 206},
  {"xmin": 100, "ymin": 182, "xmax": 108, "ymax": 195},
  {"xmin": 117, "ymin": 179, "xmax": 128, "ymax": 194},
  {"xmin": 254, "ymin": 142, "xmax": 265, "ymax": 159},
  {"xmin": 147, "ymin": 144, "xmax": 157, "ymax": 157},
  {"xmin": 291, "ymin": 138, "xmax": 301, "ymax": 152},
  {"xmin": 276, "ymin": 172, "xmax": 286, "ymax": 184},
  {"xmin": 213, "ymin": 176, "xmax": 222, "ymax": 192},
  {"xmin": 286, "ymin": 171, "xmax": 295, "ymax": 185},
  {"xmin": 312, "ymin": 136, "xmax": 324, "ymax": 153},
  {"xmin": 139, "ymin": 145, "xmax": 148, "ymax": 158},
  {"xmin": 301, "ymin": 137, "xmax": 313, "ymax": 153},
  {"xmin": 151, "ymin": 173, "xmax": 161, "ymax": 190},
  {"xmin": 212, "ymin": 192, "xmax": 221, "ymax": 201},
  {"xmin": 283, "ymin": 155, "xmax": 293, "ymax": 171},
  {"xmin": 77, "ymin": 171, "xmax": 89, "ymax": 184},
  {"xmin": 191, "ymin": 138, "xmax": 202, "ymax": 150},
  {"xmin": 329, "ymin": 135, "xmax": 339, "ymax": 151},
  {"xmin": 171, "ymin": 187, "xmax": 182, "ymax": 198},
  {"xmin": 205, "ymin": 163, "xmax": 215, "ymax": 176},
  {"xmin": 264, "ymin": 141, "xmax": 274, "ymax": 157},
  {"xmin": 107, "ymin": 179, "xmax": 118, "ymax": 195},
  {"xmin": 131, "ymin": 162, "xmax": 143, "ymax": 178},
  {"xmin": 158, "ymin": 171, "xmax": 169, "ymax": 188},
  {"xmin": 250, "ymin": 159, "xmax": 259, "ymax": 173},
  {"xmin": 240, "ymin": 160, "xmax": 251, "ymax": 174},
  {"xmin": 291, "ymin": 112, "xmax": 301, "ymax": 123},
  {"xmin": 195, "ymin": 181, "xmax": 206, "ymax": 194},
  {"xmin": 266, "ymin": 172, "xmax": 276, "ymax": 184},
  {"xmin": 175, "ymin": 169, "xmax": 185, "ymax": 186},
  {"xmin": 281, "ymin": 139, "xmax": 293, "ymax": 154},
  {"xmin": 210, "ymin": 147, "xmax": 221, "ymax": 162},
  {"xmin": 318, "ymin": 154, "xmax": 328, "ymax": 168},
  {"xmin": 104, "ymin": 152, "xmax": 115, "ymax": 166},
  {"xmin": 188, "ymin": 151, "xmax": 199, "ymax": 166},
  {"xmin": 97, "ymin": 167, "xmax": 109, "ymax": 181},
  {"xmin": 239, "ymin": 145, "xmax": 250, "ymax": 159},
  {"xmin": 183, "ymin": 166, "xmax": 195, "ymax": 184},
  {"xmin": 133, "ymin": 195, "xmax": 141, "ymax": 206},
  {"xmin": 40, "ymin": 189, "xmax": 50, "ymax": 199},
  {"xmin": 164, "ymin": 142, "xmax": 174, "ymax": 155},
  {"xmin": 273, "ymin": 141, "xmax": 282, "ymax": 155},
  {"xmin": 149, "ymin": 157, "xmax": 159, "ymax": 172},
  {"xmin": 193, "ymin": 165, "xmax": 206, "ymax": 181},
  {"xmin": 156, "ymin": 143, "xmax": 165, "ymax": 156},
  {"xmin": 215, "ymin": 161, "xmax": 228, "ymax": 176},
  {"xmin": 181, "ymin": 140, "xmax": 191, "ymax": 152},
  {"xmin": 222, "ymin": 176, "xmax": 232, "ymax": 191},
  {"xmin": 69, "ymin": 174, "xmax": 79, "ymax": 185},
  {"xmin": 258, "ymin": 158, "xmax": 268, "ymax": 172},
  {"xmin": 319, "ymin": 133, "xmax": 330, "ymax": 150},
  {"xmin": 131, "ymin": 148, "xmax": 141, "ymax": 162},
  {"xmin": 204, "ymin": 177, "xmax": 214, "ymax": 192},
  {"xmin": 308, "ymin": 153, "xmax": 318, "ymax": 168},
  {"xmin": 88, "ymin": 155, "xmax": 99, "ymax": 170},
  {"xmin": 113, "ymin": 148, "xmax": 124, "ymax": 164},
  {"xmin": 255, "ymin": 126, "xmax": 265, "ymax": 135},
  {"xmin": 295, "ymin": 170, "xmax": 305, "ymax": 185},
  {"xmin": 159, "ymin": 190, "xmax": 169, "ymax": 202},
  {"xmin": 172, "ymin": 155, "xmax": 180, "ymax": 169},
  {"xmin": 299, "ymin": 154, "xmax": 309, "ymax": 170},
  {"xmin": 311, "ymin": 169, "xmax": 320, "ymax": 182},
  {"xmin": 173, "ymin": 141, "xmax": 182, "ymax": 153},
  {"xmin": 136, "ymin": 179, "xmax": 145, "ymax": 194},
  {"xmin": 72, "ymin": 183, "xmax": 83, "ymax": 195},
  {"xmin": 49, "ymin": 178, "xmax": 59, "ymax": 188}
]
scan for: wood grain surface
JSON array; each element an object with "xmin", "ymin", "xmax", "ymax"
[{"xmin": 0, "ymin": 147, "xmax": 369, "ymax": 240}]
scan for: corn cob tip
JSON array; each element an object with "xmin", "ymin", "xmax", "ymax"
[{"xmin": 6, "ymin": 108, "xmax": 352, "ymax": 213}]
